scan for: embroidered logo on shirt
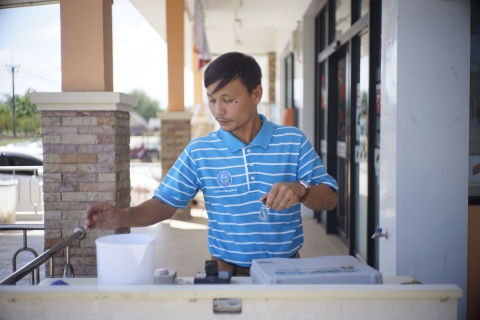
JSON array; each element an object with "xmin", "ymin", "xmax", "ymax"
[{"xmin": 217, "ymin": 171, "xmax": 232, "ymax": 186}]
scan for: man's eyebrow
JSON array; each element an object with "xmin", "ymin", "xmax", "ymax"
[{"xmin": 207, "ymin": 92, "xmax": 232, "ymax": 97}]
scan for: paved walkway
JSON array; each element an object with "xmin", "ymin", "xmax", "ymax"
[{"xmin": 0, "ymin": 207, "xmax": 348, "ymax": 285}]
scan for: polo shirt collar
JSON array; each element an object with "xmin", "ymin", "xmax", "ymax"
[{"xmin": 220, "ymin": 114, "xmax": 274, "ymax": 153}]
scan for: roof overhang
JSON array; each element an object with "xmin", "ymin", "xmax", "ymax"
[{"xmin": 0, "ymin": 0, "xmax": 58, "ymax": 9}]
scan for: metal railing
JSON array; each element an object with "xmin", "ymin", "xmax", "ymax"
[
  {"xmin": 0, "ymin": 224, "xmax": 45, "ymax": 285},
  {"xmin": 0, "ymin": 227, "xmax": 86, "ymax": 285}
]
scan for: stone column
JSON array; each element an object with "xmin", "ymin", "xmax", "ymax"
[
  {"xmin": 158, "ymin": 111, "xmax": 192, "ymax": 219},
  {"xmin": 32, "ymin": 92, "xmax": 137, "ymax": 277},
  {"xmin": 268, "ymin": 52, "xmax": 276, "ymax": 103}
]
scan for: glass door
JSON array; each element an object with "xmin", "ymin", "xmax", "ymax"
[
  {"xmin": 313, "ymin": 0, "xmax": 381, "ymax": 268},
  {"xmin": 352, "ymin": 31, "xmax": 369, "ymax": 261},
  {"xmin": 335, "ymin": 47, "xmax": 348, "ymax": 239},
  {"xmin": 314, "ymin": 62, "xmax": 327, "ymax": 179}
]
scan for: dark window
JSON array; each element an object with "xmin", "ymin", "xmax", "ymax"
[
  {"xmin": 0, "ymin": 154, "xmax": 42, "ymax": 175},
  {"xmin": 6, "ymin": 155, "xmax": 42, "ymax": 167}
]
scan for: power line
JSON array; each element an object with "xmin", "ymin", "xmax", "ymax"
[
  {"xmin": 19, "ymin": 71, "xmax": 60, "ymax": 83},
  {"xmin": 6, "ymin": 60, "xmax": 20, "ymax": 138}
]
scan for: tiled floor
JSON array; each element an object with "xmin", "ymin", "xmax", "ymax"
[{"xmin": 0, "ymin": 206, "xmax": 348, "ymax": 285}]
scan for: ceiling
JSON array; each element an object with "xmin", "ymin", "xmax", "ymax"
[
  {"xmin": 132, "ymin": 0, "xmax": 312, "ymax": 57},
  {"xmin": 185, "ymin": 0, "xmax": 310, "ymax": 56},
  {"xmin": 0, "ymin": 0, "xmax": 57, "ymax": 8}
]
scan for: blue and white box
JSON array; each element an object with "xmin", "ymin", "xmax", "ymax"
[{"xmin": 250, "ymin": 255, "xmax": 383, "ymax": 285}]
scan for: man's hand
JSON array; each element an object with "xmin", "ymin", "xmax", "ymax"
[
  {"xmin": 259, "ymin": 182, "xmax": 304, "ymax": 212},
  {"xmin": 259, "ymin": 182, "xmax": 337, "ymax": 212},
  {"xmin": 84, "ymin": 202, "xmax": 126, "ymax": 231}
]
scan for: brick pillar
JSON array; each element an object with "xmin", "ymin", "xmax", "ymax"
[
  {"xmin": 158, "ymin": 112, "xmax": 192, "ymax": 219},
  {"xmin": 32, "ymin": 92, "xmax": 137, "ymax": 278},
  {"xmin": 268, "ymin": 52, "xmax": 276, "ymax": 103},
  {"xmin": 267, "ymin": 52, "xmax": 276, "ymax": 120}
]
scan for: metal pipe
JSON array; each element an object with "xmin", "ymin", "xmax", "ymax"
[
  {"xmin": 63, "ymin": 245, "xmax": 74, "ymax": 278},
  {"xmin": 0, "ymin": 227, "xmax": 86, "ymax": 285},
  {"xmin": 50, "ymin": 257, "xmax": 54, "ymax": 278}
]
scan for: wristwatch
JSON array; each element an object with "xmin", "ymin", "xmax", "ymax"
[{"xmin": 297, "ymin": 180, "xmax": 311, "ymax": 202}]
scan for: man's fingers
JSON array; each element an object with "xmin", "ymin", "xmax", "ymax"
[
  {"xmin": 84, "ymin": 202, "xmax": 111, "ymax": 231},
  {"xmin": 86, "ymin": 203, "xmax": 104, "ymax": 219},
  {"xmin": 266, "ymin": 182, "xmax": 300, "ymax": 211}
]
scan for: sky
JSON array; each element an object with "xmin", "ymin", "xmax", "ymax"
[{"xmin": 0, "ymin": 0, "xmax": 193, "ymax": 110}]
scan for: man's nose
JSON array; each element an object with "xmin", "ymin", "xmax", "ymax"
[{"xmin": 212, "ymin": 101, "xmax": 225, "ymax": 116}]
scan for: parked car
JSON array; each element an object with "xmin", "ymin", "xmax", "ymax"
[
  {"xmin": 0, "ymin": 142, "xmax": 163, "ymax": 212},
  {"xmin": 0, "ymin": 146, "xmax": 44, "ymax": 213}
]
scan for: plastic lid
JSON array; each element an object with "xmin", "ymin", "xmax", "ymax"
[{"xmin": 159, "ymin": 268, "xmax": 168, "ymax": 275}]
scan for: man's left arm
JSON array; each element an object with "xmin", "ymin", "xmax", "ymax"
[
  {"xmin": 300, "ymin": 183, "xmax": 337, "ymax": 211},
  {"xmin": 259, "ymin": 182, "xmax": 337, "ymax": 212}
]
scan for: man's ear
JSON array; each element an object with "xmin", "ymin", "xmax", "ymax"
[{"xmin": 252, "ymin": 85, "xmax": 263, "ymax": 103}]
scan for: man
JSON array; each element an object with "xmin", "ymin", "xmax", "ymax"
[{"xmin": 84, "ymin": 52, "xmax": 338, "ymax": 276}]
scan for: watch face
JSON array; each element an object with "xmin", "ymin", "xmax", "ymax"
[{"xmin": 299, "ymin": 180, "xmax": 309, "ymax": 188}]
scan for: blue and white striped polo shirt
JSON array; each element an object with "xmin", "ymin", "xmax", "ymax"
[{"xmin": 154, "ymin": 114, "xmax": 338, "ymax": 267}]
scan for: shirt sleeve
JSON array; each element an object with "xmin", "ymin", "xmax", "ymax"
[
  {"xmin": 297, "ymin": 133, "xmax": 338, "ymax": 192},
  {"xmin": 153, "ymin": 146, "xmax": 201, "ymax": 209}
]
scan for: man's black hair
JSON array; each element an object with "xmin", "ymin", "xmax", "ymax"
[{"xmin": 204, "ymin": 52, "xmax": 262, "ymax": 94}]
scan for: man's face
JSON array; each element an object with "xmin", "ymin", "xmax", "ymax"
[{"xmin": 207, "ymin": 78, "xmax": 262, "ymax": 134}]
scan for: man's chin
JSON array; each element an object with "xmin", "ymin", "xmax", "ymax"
[{"xmin": 218, "ymin": 122, "xmax": 232, "ymax": 131}]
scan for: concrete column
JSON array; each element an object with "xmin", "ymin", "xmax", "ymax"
[
  {"xmin": 166, "ymin": 0, "xmax": 184, "ymax": 111},
  {"xmin": 60, "ymin": 0, "xmax": 113, "ymax": 91},
  {"xmin": 33, "ymin": 92, "xmax": 136, "ymax": 277},
  {"xmin": 194, "ymin": 50, "xmax": 204, "ymax": 115},
  {"xmin": 160, "ymin": 1, "xmax": 194, "ymax": 219},
  {"xmin": 379, "ymin": 0, "xmax": 469, "ymax": 318}
]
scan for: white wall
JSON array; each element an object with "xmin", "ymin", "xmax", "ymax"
[
  {"xmin": 380, "ymin": 0, "xmax": 470, "ymax": 318},
  {"xmin": 300, "ymin": 0, "xmax": 326, "ymax": 218}
]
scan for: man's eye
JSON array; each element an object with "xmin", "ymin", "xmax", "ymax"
[
  {"xmin": 224, "ymin": 99, "xmax": 233, "ymax": 103},
  {"xmin": 209, "ymin": 100, "xmax": 215, "ymax": 104}
]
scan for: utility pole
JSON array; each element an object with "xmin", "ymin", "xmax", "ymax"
[{"xmin": 6, "ymin": 61, "xmax": 20, "ymax": 138}]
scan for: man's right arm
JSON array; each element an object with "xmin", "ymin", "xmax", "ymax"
[{"xmin": 84, "ymin": 198, "xmax": 177, "ymax": 231}]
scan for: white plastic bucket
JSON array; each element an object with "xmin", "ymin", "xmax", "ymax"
[
  {"xmin": 0, "ymin": 180, "xmax": 18, "ymax": 224},
  {"xmin": 96, "ymin": 234, "xmax": 155, "ymax": 285}
]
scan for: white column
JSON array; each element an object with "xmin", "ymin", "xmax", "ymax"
[
  {"xmin": 379, "ymin": 0, "xmax": 469, "ymax": 318},
  {"xmin": 301, "ymin": 1, "xmax": 321, "ymax": 219}
]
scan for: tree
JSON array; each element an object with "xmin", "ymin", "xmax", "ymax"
[
  {"xmin": 16, "ymin": 88, "xmax": 38, "ymax": 118},
  {"xmin": 0, "ymin": 95, "xmax": 13, "ymax": 134},
  {"xmin": 0, "ymin": 88, "xmax": 41, "ymax": 136},
  {"xmin": 128, "ymin": 90, "xmax": 161, "ymax": 122}
]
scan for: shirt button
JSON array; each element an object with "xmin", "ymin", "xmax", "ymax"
[
  {"xmin": 247, "ymin": 149, "xmax": 251, "ymax": 153},
  {"xmin": 249, "ymin": 163, "xmax": 253, "ymax": 167},
  {"xmin": 250, "ymin": 176, "xmax": 255, "ymax": 180}
]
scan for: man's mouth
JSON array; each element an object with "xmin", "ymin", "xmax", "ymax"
[{"xmin": 216, "ymin": 118, "xmax": 229, "ymax": 125}]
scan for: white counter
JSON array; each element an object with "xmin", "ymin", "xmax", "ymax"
[{"xmin": 0, "ymin": 277, "xmax": 462, "ymax": 320}]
